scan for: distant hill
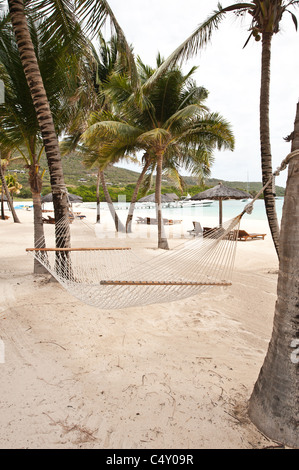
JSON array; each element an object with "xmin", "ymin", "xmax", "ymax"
[
  {"xmin": 183, "ymin": 176, "xmax": 285, "ymax": 197},
  {"xmin": 9, "ymin": 151, "xmax": 285, "ymax": 199}
]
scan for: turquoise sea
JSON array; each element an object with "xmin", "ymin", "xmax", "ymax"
[
  {"xmin": 12, "ymin": 197, "xmax": 284, "ymax": 224},
  {"xmin": 81, "ymin": 198, "xmax": 284, "ymax": 223}
]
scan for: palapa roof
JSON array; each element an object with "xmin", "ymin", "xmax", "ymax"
[
  {"xmin": 138, "ymin": 192, "xmax": 179, "ymax": 203},
  {"xmin": 165, "ymin": 192, "xmax": 179, "ymax": 201},
  {"xmin": 41, "ymin": 192, "xmax": 83, "ymax": 203},
  {"xmin": 191, "ymin": 182, "xmax": 251, "ymax": 201}
]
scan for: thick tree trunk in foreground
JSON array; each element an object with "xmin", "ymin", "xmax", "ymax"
[
  {"xmin": 248, "ymin": 102, "xmax": 299, "ymax": 448},
  {"xmin": 8, "ymin": 0, "xmax": 70, "ymax": 249},
  {"xmin": 260, "ymin": 32, "xmax": 280, "ymax": 258},
  {"xmin": 155, "ymin": 153, "xmax": 169, "ymax": 250}
]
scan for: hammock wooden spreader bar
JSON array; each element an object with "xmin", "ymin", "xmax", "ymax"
[
  {"xmin": 100, "ymin": 280, "xmax": 232, "ymax": 286},
  {"xmin": 26, "ymin": 247, "xmax": 131, "ymax": 252},
  {"xmin": 25, "ymin": 209, "xmax": 243, "ymax": 308}
]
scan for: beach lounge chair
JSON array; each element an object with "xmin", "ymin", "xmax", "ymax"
[
  {"xmin": 166, "ymin": 219, "xmax": 182, "ymax": 225},
  {"xmin": 237, "ymin": 230, "xmax": 266, "ymax": 241},
  {"xmin": 203, "ymin": 227, "xmax": 225, "ymax": 238},
  {"xmin": 163, "ymin": 218, "xmax": 182, "ymax": 225},
  {"xmin": 42, "ymin": 215, "xmax": 74, "ymax": 224},
  {"xmin": 42, "ymin": 215, "xmax": 56, "ymax": 224},
  {"xmin": 136, "ymin": 216, "xmax": 146, "ymax": 224},
  {"xmin": 73, "ymin": 212, "xmax": 86, "ymax": 219},
  {"xmin": 187, "ymin": 221, "xmax": 203, "ymax": 237},
  {"xmin": 146, "ymin": 217, "xmax": 157, "ymax": 225}
]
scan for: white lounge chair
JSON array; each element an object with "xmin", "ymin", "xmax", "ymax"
[{"xmin": 187, "ymin": 221, "xmax": 203, "ymax": 237}]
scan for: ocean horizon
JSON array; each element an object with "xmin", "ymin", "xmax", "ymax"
[
  {"xmin": 12, "ymin": 197, "xmax": 284, "ymax": 225},
  {"xmin": 81, "ymin": 197, "xmax": 284, "ymax": 223}
]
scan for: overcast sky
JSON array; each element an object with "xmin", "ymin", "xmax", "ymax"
[{"xmin": 104, "ymin": 0, "xmax": 299, "ymax": 187}]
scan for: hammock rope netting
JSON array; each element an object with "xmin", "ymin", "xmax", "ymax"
[
  {"xmin": 27, "ymin": 213, "xmax": 241, "ymax": 309},
  {"xmin": 27, "ymin": 150, "xmax": 299, "ymax": 310}
]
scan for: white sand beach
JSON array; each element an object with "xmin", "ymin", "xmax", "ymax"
[{"xmin": 0, "ymin": 205, "xmax": 281, "ymax": 449}]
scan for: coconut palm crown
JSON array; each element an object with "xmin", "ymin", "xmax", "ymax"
[
  {"xmin": 82, "ymin": 57, "xmax": 235, "ymax": 249},
  {"xmin": 146, "ymin": 0, "xmax": 299, "ymax": 257}
]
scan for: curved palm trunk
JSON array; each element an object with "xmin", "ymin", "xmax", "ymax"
[
  {"xmin": 8, "ymin": 0, "xmax": 70, "ymax": 249},
  {"xmin": 155, "ymin": 153, "xmax": 169, "ymax": 250},
  {"xmin": 96, "ymin": 168, "xmax": 101, "ymax": 223},
  {"xmin": 99, "ymin": 170, "xmax": 125, "ymax": 232},
  {"xmin": 1, "ymin": 191, "xmax": 4, "ymax": 220},
  {"xmin": 126, "ymin": 157, "xmax": 151, "ymax": 233},
  {"xmin": 248, "ymin": 102, "xmax": 299, "ymax": 448},
  {"xmin": 260, "ymin": 32, "xmax": 280, "ymax": 258},
  {"xmin": 0, "ymin": 159, "xmax": 20, "ymax": 223}
]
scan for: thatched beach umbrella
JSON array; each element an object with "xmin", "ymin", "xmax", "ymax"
[
  {"xmin": 41, "ymin": 192, "xmax": 83, "ymax": 204},
  {"xmin": 191, "ymin": 182, "xmax": 251, "ymax": 226},
  {"xmin": 138, "ymin": 192, "xmax": 178, "ymax": 203},
  {"xmin": 165, "ymin": 192, "xmax": 179, "ymax": 201}
]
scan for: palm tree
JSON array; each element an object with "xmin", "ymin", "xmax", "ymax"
[
  {"xmin": 0, "ymin": 11, "xmax": 82, "ymax": 271},
  {"xmin": 0, "ymin": 170, "xmax": 22, "ymax": 219},
  {"xmin": 5, "ymin": 0, "xmax": 135, "ymax": 251},
  {"xmin": 5, "ymin": 0, "xmax": 74, "ymax": 249},
  {"xmin": 61, "ymin": 33, "xmax": 132, "ymax": 228},
  {"xmin": 248, "ymin": 101, "xmax": 299, "ymax": 448},
  {"xmin": 84, "ymin": 61, "xmax": 235, "ymax": 249},
  {"xmin": 147, "ymin": 0, "xmax": 299, "ymax": 257},
  {"xmin": 0, "ymin": 148, "xmax": 21, "ymax": 222},
  {"xmin": 79, "ymin": 141, "xmax": 130, "ymax": 233}
]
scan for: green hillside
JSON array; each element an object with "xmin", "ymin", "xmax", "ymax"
[{"xmin": 8, "ymin": 151, "xmax": 285, "ymax": 200}]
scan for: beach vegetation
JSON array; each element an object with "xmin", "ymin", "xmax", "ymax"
[
  {"xmin": 5, "ymin": 0, "xmax": 78, "ymax": 251},
  {"xmin": 4, "ymin": 0, "xmax": 137, "ymax": 254},
  {"xmin": 0, "ymin": 8, "xmax": 84, "ymax": 270},
  {"xmin": 82, "ymin": 55, "xmax": 235, "ymax": 248},
  {"xmin": 146, "ymin": 0, "xmax": 299, "ymax": 257},
  {"xmin": 60, "ymin": 33, "xmax": 134, "ymax": 232},
  {"xmin": 0, "ymin": 147, "xmax": 21, "ymax": 222}
]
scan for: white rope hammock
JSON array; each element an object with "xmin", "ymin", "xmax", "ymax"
[
  {"xmin": 27, "ymin": 213, "xmax": 241, "ymax": 309},
  {"xmin": 27, "ymin": 150, "xmax": 298, "ymax": 310}
]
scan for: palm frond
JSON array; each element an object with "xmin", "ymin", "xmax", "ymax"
[
  {"xmin": 163, "ymin": 104, "xmax": 206, "ymax": 132},
  {"xmin": 29, "ymin": 0, "xmax": 82, "ymax": 48},
  {"xmin": 75, "ymin": 0, "xmax": 140, "ymax": 89},
  {"xmin": 144, "ymin": 2, "xmax": 253, "ymax": 90},
  {"xmin": 136, "ymin": 128, "xmax": 171, "ymax": 149}
]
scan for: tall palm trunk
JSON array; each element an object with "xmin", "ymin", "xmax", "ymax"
[
  {"xmin": 96, "ymin": 168, "xmax": 101, "ymax": 223},
  {"xmin": 8, "ymin": 0, "xmax": 70, "ymax": 249},
  {"xmin": 248, "ymin": 102, "xmax": 299, "ymax": 448},
  {"xmin": 99, "ymin": 170, "xmax": 125, "ymax": 232},
  {"xmin": 31, "ymin": 190, "xmax": 48, "ymax": 274},
  {"xmin": 126, "ymin": 157, "xmax": 151, "ymax": 233},
  {"xmin": 0, "ymin": 157, "xmax": 20, "ymax": 223},
  {"xmin": 260, "ymin": 32, "xmax": 280, "ymax": 258},
  {"xmin": 155, "ymin": 152, "xmax": 169, "ymax": 250},
  {"xmin": 28, "ymin": 163, "xmax": 48, "ymax": 274}
]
